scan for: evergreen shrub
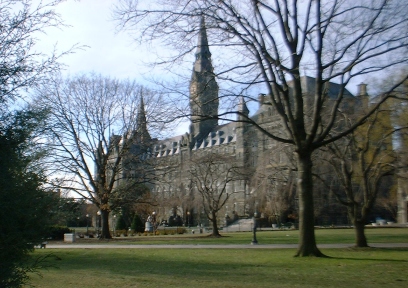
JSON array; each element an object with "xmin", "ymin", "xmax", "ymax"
[
  {"xmin": 47, "ymin": 226, "xmax": 71, "ymax": 240},
  {"xmin": 131, "ymin": 214, "xmax": 144, "ymax": 233}
]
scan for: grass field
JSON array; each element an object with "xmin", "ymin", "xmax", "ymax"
[
  {"xmin": 26, "ymin": 228, "xmax": 408, "ymax": 288},
  {"xmin": 66, "ymin": 227, "xmax": 408, "ymax": 245}
]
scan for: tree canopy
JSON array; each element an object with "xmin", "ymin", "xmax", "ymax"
[
  {"xmin": 0, "ymin": 109, "xmax": 57, "ymax": 287},
  {"xmin": 0, "ymin": 1, "xmax": 71, "ymax": 285}
]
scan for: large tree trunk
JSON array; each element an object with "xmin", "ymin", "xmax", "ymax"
[
  {"xmin": 295, "ymin": 151, "xmax": 325, "ymax": 257},
  {"xmin": 210, "ymin": 211, "xmax": 221, "ymax": 237},
  {"xmin": 353, "ymin": 218, "xmax": 368, "ymax": 247},
  {"xmin": 100, "ymin": 209, "xmax": 112, "ymax": 239}
]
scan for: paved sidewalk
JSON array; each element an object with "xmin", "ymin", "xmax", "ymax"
[{"xmin": 45, "ymin": 243, "xmax": 408, "ymax": 249}]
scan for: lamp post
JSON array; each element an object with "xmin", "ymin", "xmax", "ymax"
[
  {"xmin": 152, "ymin": 211, "xmax": 156, "ymax": 234},
  {"xmin": 224, "ymin": 205, "xmax": 229, "ymax": 232},
  {"xmin": 113, "ymin": 214, "xmax": 116, "ymax": 236},
  {"xmin": 225, "ymin": 212, "xmax": 229, "ymax": 232},
  {"xmin": 295, "ymin": 197, "xmax": 299, "ymax": 228},
  {"xmin": 186, "ymin": 211, "xmax": 190, "ymax": 227},
  {"xmin": 251, "ymin": 211, "xmax": 258, "ymax": 245},
  {"xmin": 86, "ymin": 214, "xmax": 89, "ymax": 236},
  {"xmin": 97, "ymin": 210, "xmax": 101, "ymax": 237}
]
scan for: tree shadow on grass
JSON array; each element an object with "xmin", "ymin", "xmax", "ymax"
[
  {"xmin": 326, "ymin": 247, "xmax": 408, "ymax": 263},
  {"xmin": 38, "ymin": 249, "xmax": 270, "ymax": 282}
]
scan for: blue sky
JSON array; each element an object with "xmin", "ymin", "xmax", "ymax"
[
  {"xmin": 34, "ymin": 0, "xmax": 194, "ymax": 135},
  {"xmin": 37, "ymin": 0, "xmax": 389, "ymax": 96},
  {"xmin": 37, "ymin": 0, "xmax": 156, "ymax": 81},
  {"xmin": 36, "ymin": 0, "xmax": 383, "ymax": 126}
]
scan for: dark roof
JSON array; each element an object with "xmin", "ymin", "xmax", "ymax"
[{"xmin": 300, "ymin": 76, "xmax": 354, "ymax": 98}]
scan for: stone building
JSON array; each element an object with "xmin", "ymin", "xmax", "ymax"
[{"xmin": 114, "ymin": 19, "xmax": 405, "ymax": 226}]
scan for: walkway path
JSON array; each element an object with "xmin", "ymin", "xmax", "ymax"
[{"xmin": 45, "ymin": 243, "xmax": 408, "ymax": 249}]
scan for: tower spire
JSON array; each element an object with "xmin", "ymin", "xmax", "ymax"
[
  {"xmin": 135, "ymin": 96, "xmax": 151, "ymax": 144},
  {"xmin": 194, "ymin": 16, "xmax": 213, "ymax": 73},
  {"xmin": 189, "ymin": 16, "xmax": 219, "ymax": 141}
]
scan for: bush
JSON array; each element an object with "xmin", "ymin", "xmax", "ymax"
[
  {"xmin": 114, "ymin": 230, "xmax": 128, "ymax": 237},
  {"xmin": 131, "ymin": 214, "xmax": 144, "ymax": 233},
  {"xmin": 47, "ymin": 226, "xmax": 71, "ymax": 240},
  {"xmin": 156, "ymin": 227, "xmax": 186, "ymax": 235},
  {"xmin": 115, "ymin": 214, "xmax": 127, "ymax": 230}
]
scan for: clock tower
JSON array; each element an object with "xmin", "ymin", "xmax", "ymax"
[{"xmin": 189, "ymin": 17, "xmax": 219, "ymax": 141}]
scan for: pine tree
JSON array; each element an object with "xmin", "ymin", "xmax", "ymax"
[{"xmin": 131, "ymin": 214, "xmax": 144, "ymax": 233}]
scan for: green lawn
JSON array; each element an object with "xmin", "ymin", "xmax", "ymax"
[
  {"xmin": 26, "ymin": 228, "xmax": 408, "ymax": 287},
  {"xmin": 67, "ymin": 227, "xmax": 408, "ymax": 245},
  {"xmin": 28, "ymin": 248, "xmax": 408, "ymax": 288}
]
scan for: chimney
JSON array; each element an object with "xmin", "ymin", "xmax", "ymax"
[
  {"xmin": 258, "ymin": 93, "xmax": 265, "ymax": 106},
  {"xmin": 358, "ymin": 83, "xmax": 368, "ymax": 96}
]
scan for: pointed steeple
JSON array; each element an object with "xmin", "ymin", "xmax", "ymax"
[
  {"xmin": 135, "ymin": 96, "xmax": 151, "ymax": 144},
  {"xmin": 193, "ymin": 16, "xmax": 213, "ymax": 74},
  {"xmin": 136, "ymin": 96, "xmax": 147, "ymax": 129},
  {"xmin": 189, "ymin": 16, "xmax": 219, "ymax": 141}
]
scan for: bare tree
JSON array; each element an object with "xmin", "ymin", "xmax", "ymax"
[
  {"xmin": 249, "ymin": 144, "xmax": 296, "ymax": 225},
  {"xmin": 396, "ymin": 114, "xmax": 408, "ymax": 223},
  {"xmin": 188, "ymin": 152, "xmax": 244, "ymax": 237},
  {"xmin": 0, "ymin": 0, "xmax": 78, "ymax": 108},
  {"xmin": 376, "ymin": 194, "xmax": 398, "ymax": 223},
  {"xmin": 35, "ymin": 74, "xmax": 172, "ymax": 238},
  {"xmin": 115, "ymin": 0, "xmax": 408, "ymax": 256},
  {"xmin": 366, "ymin": 69, "xmax": 408, "ymax": 223},
  {"xmin": 322, "ymin": 104, "xmax": 400, "ymax": 247}
]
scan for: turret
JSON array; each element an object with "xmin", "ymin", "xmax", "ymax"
[
  {"xmin": 235, "ymin": 96, "xmax": 250, "ymax": 163},
  {"xmin": 237, "ymin": 96, "xmax": 249, "ymax": 127}
]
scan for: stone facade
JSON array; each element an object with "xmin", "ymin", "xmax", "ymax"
[{"xmin": 113, "ymin": 19, "xmax": 406, "ymax": 226}]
